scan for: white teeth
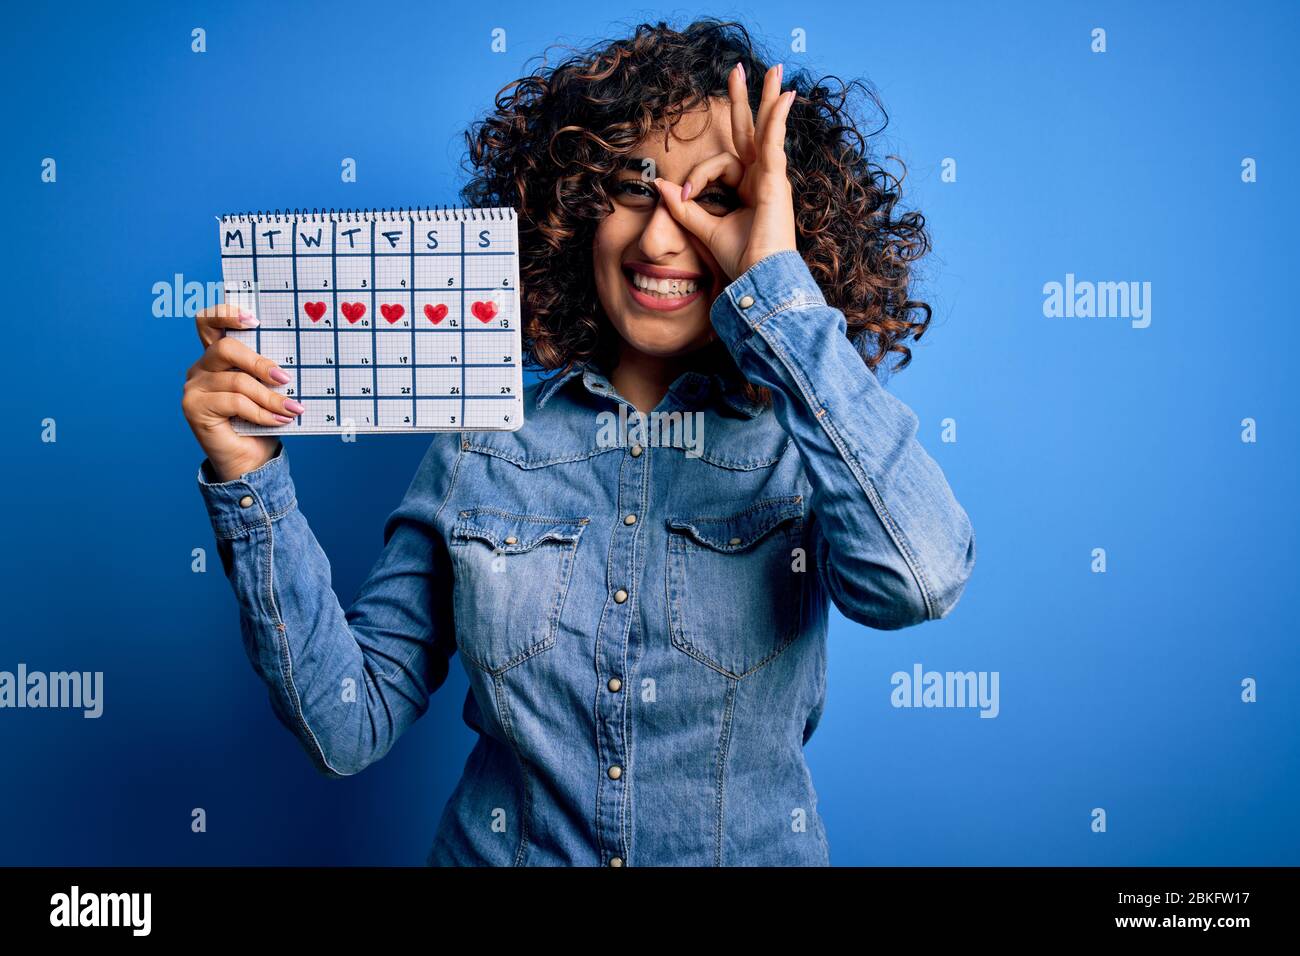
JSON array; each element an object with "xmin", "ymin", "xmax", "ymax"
[{"xmin": 630, "ymin": 271, "xmax": 698, "ymax": 296}]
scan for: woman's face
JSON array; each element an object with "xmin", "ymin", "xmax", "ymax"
[{"xmin": 593, "ymin": 97, "xmax": 740, "ymax": 360}]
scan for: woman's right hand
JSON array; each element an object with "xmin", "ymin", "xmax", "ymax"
[{"xmin": 182, "ymin": 304, "xmax": 304, "ymax": 482}]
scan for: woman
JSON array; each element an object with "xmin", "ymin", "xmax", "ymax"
[{"xmin": 182, "ymin": 19, "xmax": 976, "ymax": 866}]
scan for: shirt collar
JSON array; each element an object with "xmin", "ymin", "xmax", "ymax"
[
  {"xmin": 535, "ymin": 359, "xmax": 764, "ymax": 419},
  {"xmin": 535, "ymin": 362, "xmax": 589, "ymax": 410}
]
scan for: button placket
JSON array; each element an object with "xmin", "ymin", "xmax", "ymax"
[{"xmin": 592, "ymin": 431, "xmax": 647, "ymax": 867}]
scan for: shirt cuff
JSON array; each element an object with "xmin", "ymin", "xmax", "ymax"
[
  {"xmin": 196, "ymin": 442, "xmax": 296, "ymax": 539},
  {"xmin": 709, "ymin": 249, "xmax": 831, "ymax": 347}
]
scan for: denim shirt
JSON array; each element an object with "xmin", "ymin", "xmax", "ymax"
[{"xmin": 195, "ymin": 249, "xmax": 976, "ymax": 866}]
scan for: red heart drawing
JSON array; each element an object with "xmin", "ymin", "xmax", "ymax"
[
  {"xmin": 341, "ymin": 302, "xmax": 366, "ymax": 324},
  {"xmin": 381, "ymin": 303, "xmax": 405, "ymax": 324},
  {"xmin": 471, "ymin": 300, "xmax": 498, "ymax": 323},
  {"xmin": 304, "ymin": 301, "xmax": 326, "ymax": 322},
  {"xmin": 424, "ymin": 303, "xmax": 449, "ymax": 325}
]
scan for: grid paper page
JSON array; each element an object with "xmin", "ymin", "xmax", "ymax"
[{"xmin": 217, "ymin": 207, "xmax": 525, "ymax": 434}]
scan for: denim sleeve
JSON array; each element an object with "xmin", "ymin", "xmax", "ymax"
[
  {"xmin": 195, "ymin": 437, "xmax": 463, "ymax": 776},
  {"xmin": 710, "ymin": 249, "xmax": 976, "ymax": 630}
]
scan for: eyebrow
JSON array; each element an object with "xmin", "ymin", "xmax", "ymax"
[
  {"xmin": 613, "ymin": 156, "xmax": 736, "ymax": 190},
  {"xmin": 617, "ymin": 156, "xmax": 655, "ymax": 174}
]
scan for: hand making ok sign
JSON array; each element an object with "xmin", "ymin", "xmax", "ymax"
[{"xmin": 652, "ymin": 61, "xmax": 799, "ymax": 283}]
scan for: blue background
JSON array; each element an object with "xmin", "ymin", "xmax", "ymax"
[{"xmin": 2, "ymin": 0, "xmax": 1296, "ymax": 865}]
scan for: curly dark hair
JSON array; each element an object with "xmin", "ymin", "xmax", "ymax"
[{"xmin": 460, "ymin": 17, "xmax": 933, "ymax": 394}]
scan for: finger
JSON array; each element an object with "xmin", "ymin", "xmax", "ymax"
[
  {"xmin": 681, "ymin": 151, "xmax": 745, "ymax": 204},
  {"xmin": 759, "ymin": 90, "xmax": 796, "ymax": 170},
  {"xmin": 196, "ymin": 301, "xmax": 259, "ymax": 349},
  {"xmin": 728, "ymin": 61, "xmax": 756, "ymax": 165},
  {"xmin": 198, "ymin": 335, "xmax": 293, "ymax": 388},
  {"xmin": 654, "ymin": 177, "xmax": 718, "ymax": 244},
  {"xmin": 196, "ymin": 302, "xmax": 255, "ymax": 321},
  {"xmin": 754, "ymin": 62, "xmax": 784, "ymax": 155},
  {"xmin": 202, "ymin": 390, "xmax": 296, "ymax": 428},
  {"xmin": 203, "ymin": 370, "xmax": 304, "ymax": 417}
]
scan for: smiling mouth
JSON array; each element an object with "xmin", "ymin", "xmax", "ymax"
[{"xmin": 622, "ymin": 265, "xmax": 709, "ymax": 312}]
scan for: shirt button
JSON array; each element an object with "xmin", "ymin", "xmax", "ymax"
[
  {"xmin": 624, "ymin": 514, "xmax": 637, "ymax": 526},
  {"xmin": 238, "ymin": 495, "xmax": 254, "ymax": 508},
  {"xmin": 608, "ymin": 765, "xmax": 622, "ymax": 780},
  {"xmin": 630, "ymin": 444, "xmax": 643, "ymax": 457},
  {"xmin": 504, "ymin": 536, "xmax": 518, "ymax": 545},
  {"xmin": 613, "ymin": 589, "xmax": 628, "ymax": 604},
  {"xmin": 728, "ymin": 536, "xmax": 742, "ymax": 546},
  {"xmin": 738, "ymin": 294, "xmax": 755, "ymax": 309},
  {"xmin": 609, "ymin": 857, "xmax": 623, "ymax": 867},
  {"xmin": 608, "ymin": 677, "xmax": 622, "ymax": 692}
]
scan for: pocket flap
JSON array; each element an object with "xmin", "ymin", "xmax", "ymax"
[
  {"xmin": 453, "ymin": 508, "xmax": 588, "ymax": 553},
  {"xmin": 666, "ymin": 495, "xmax": 803, "ymax": 552}
]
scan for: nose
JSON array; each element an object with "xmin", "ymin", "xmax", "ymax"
[{"xmin": 636, "ymin": 196, "xmax": 691, "ymax": 262}]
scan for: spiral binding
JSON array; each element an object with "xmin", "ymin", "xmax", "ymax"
[{"xmin": 216, "ymin": 206, "xmax": 515, "ymax": 223}]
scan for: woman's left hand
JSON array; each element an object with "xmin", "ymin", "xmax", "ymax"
[{"xmin": 654, "ymin": 61, "xmax": 798, "ymax": 283}]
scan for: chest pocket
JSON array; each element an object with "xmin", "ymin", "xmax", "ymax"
[
  {"xmin": 450, "ymin": 508, "xmax": 589, "ymax": 674},
  {"xmin": 665, "ymin": 495, "xmax": 806, "ymax": 679}
]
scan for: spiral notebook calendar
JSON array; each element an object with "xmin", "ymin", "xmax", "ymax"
[{"xmin": 217, "ymin": 207, "xmax": 524, "ymax": 434}]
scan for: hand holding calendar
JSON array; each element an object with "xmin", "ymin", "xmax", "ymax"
[
  {"xmin": 182, "ymin": 206, "xmax": 525, "ymax": 481},
  {"xmin": 183, "ymin": 302, "xmax": 294, "ymax": 481}
]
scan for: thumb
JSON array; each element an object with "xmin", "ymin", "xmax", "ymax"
[{"xmin": 654, "ymin": 177, "xmax": 716, "ymax": 245}]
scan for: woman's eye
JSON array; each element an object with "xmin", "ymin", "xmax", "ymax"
[
  {"xmin": 696, "ymin": 189, "xmax": 736, "ymax": 209},
  {"xmin": 614, "ymin": 179, "xmax": 657, "ymax": 201},
  {"xmin": 611, "ymin": 178, "xmax": 736, "ymax": 212}
]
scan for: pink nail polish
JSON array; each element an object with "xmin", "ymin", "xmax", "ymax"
[
  {"xmin": 777, "ymin": 63, "xmax": 784, "ymax": 82},
  {"xmin": 736, "ymin": 62, "xmax": 745, "ymax": 81},
  {"xmin": 681, "ymin": 182, "xmax": 693, "ymax": 202},
  {"xmin": 270, "ymin": 367, "xmax": 291, "ymax": 384},
  {"xmin": 284, "ymin": 399, "xmax": 305, "ymax": 414},
  {"xmin": 273, "ymin": 414, "xmax": 293, "ymax": 424},
  {"xmin": 239, "ymin": 315, "xmax": 260, "ymax": 328}
]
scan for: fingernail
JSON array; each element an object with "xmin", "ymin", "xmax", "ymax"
[
  {"xmin": 777, "ymin": 62, "xmax": 784, "ymax": 83},
  {"xmin": 284, "ymin": 399, "xmax": 305, "ymax": 414},
  {"xmin": 272, "ymin": 414, "xmax": 294, "ymax": 424},
  {"xmin": 270, "ymin": 367, "xmax": 291, "ymax": 384},
  {"xmin": 735, "ymin": 62, "xmax": 745, "ymax": 81},
  {"xmin": 239, "ymin": 307, "xmax": 253, "ymax": 318},
  {"xmin": 681, "ymin": 182, "xmax": 692, "ymax": 202},
  {"xmin": 240, "ymin": 314, "xmax": 260, "ymax": 328}
]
